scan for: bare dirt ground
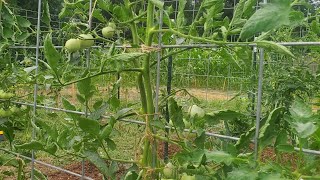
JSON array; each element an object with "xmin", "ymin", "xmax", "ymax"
[{"xmin": 59, "ymin": 85, "xmax": 237, "ymax": 104}]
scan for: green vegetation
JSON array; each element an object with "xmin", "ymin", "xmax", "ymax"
[{"xmin": 1, "ymin": 0, "xmax": 320, "ymax": 179}]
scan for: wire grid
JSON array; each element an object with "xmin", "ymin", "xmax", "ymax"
[{"xmin": 2, "ymin": 0, "xmax": 320, "ymax": 179}]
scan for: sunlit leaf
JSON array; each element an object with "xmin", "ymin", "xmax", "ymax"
[
  {"xmin": 240, "ymin": 0, "xmax": 291, "ymax": 40},
  {"xmin": 292, "ymin": 122, "xmax": 318, "ymax": 138}
]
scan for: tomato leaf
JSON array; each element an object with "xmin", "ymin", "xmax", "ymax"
[
  {"xmin": 124, "ymin": 171, "xmax": 139, "ymax": 180},
  {"xmin": 78, "ymin": 117, "xmax": 100, "ymax": 136},
  {"xmin": 292, "ymin": 122, "xmax": 318, "ymax": 138},
  {"xmin": 44, "ymin": 34, "xmax": 61, "ymax": 77},
  {"xmin": 16, "ymin": 141, "xmax": 45, "ymax": 151},
  {"xmin": 92, "ymin": 9, "xmax": 106, "ymax": 23},
  {"xmin": 42, "ymin": 0, "xmax": 51, "ymax": 28},
  {"xmin": 243, "ymin": 0, "xmax": 257, "ymax": 18},
  {"xmin": 289, "ymin": 98, "xmax": 313, "ymax": 119},
  {"xmin": 176, "ymin": 0, "xmax": 186, "ymax": 29},
  {"xmin": 205, "ymin": 150, "xmax": 234, "ymax": 166},
  {"xmin": 205, "ymin": 110, "xmax": 244, "ymax": 125},
  {"xmin": 16, "ymin": 32, "xmax": 30, "ymax": 42},
  {"xmin": 168, "ymin": 98, "xmax": 184, "ymax": 130},
  {"xmin": 84, "ymin": 151, "xmax": 110, "ymax": 178},
  {"xmin": 88, "ymin": 103, "xmax": 108, "ymax": 120},
  {"xmin": 229, "ymin": 0, "xmax": 246, "ymax": 28},
  {"xmin": 235, "ymin": 126, "xmax": 255, "ymax": 150},
  {"xmin": 114, "ymin": 108, "xmax": 132, "ymax": 120},
  {"xmin": 77, "ymin": 70, "xmax": 95, "ymax": 100},
  {"xmin": 259, "ymin": 107, "xmax": 284, "ymax": 140},
  {"xmin": 62, "ymin": 97, "xmax": 80, "ymax": 120},
  {"xmin": 276, "ymin": 144, "xmax": 294, "ymax": 153},
  {"xmin": 16, "ymin": 16, "xmax": 31, "ymax": 28},
  {"xmin": 3, "ymin": 26, "xmax": 14, "ymax": 38},
  {"xmin": 256, "ymin": 41, "xmax": 295, "ymax": 58},
  {"xmin": 240, "ymin": 0, "xmax": 291, "ymax": 40},
  {"xmin": 105, "ymin": 138, "xmax": 116, "ymax": 150},
  {"xmin": 227, "ymin": 169, "xmax": 258, "ymax": 180},
  {"xmin": 150, "ymin": 0, "xmax": 164, "ymax": 9}
]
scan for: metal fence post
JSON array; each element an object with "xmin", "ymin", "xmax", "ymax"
[
  {"xmin": 164, "ymin": 55, "xmax": 173, "ymax": 162},
  {"xmin": 153, "ymin": 0, "xmax": 164, "ymax": 172},
  {"xmin": 254, "ymin": 48, "xmax": 265, "ymax": 161},
  {"xmin": 82, "ymin": 0, "xmax": 93, "ymax": 179},
  {"xmin": 31, "ymin": 0, "xmax": 42, "ymax": 179}
]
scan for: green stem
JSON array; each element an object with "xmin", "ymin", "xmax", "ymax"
[
  {"xmin": 138, "ymin": 74, "xmax": 148, "ymax": 113},
  {"xmin": 158, "ymin": 88, "xmax": 196, "ymax": 106},
  {"xmin": 94, "ymin": 35, "xmax": 115, "ymax": 43},
  {"xmin": 153, "ymin": 134, "xmax": 182, "ymax": 148},
  {"xmin": 17, "ymin": 158, "xmax": 23, "ymax": 180},
  {"xmin": 188, "ymin": 4, "xmax": 203, "ymax": 35},
  {"xmin": 129, "ymin": 0, "xmax": 144, "ymax": 7},
  {"xmin": 141, "ymin": 0, "xmax": 155, "ymax": 169},
  {"xmin": 120, "ymin": 11, "xmax": 147, "ymax": 25},
  {"xmin": 152, "ymin": 29, "xmax": 251, "ymax": 46},
  {"xmin": 127, "ymin": 6, "xmax": 148, "ymax": 114},
  {"xmin": 150, "ymin": 48, "xmax": 191, "ymax": 67},
  {"xmin": 55, "ymin": 68, "xmax": 142, "ymax": 87}
]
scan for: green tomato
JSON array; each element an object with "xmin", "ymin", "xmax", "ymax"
[
  {"xmin": 0, "ymin": 109, "xmax": 6, "ymax": 117},
  {"xmin": 180, "ymin": 173, "xmax": 196, "ymax": 180},
  {"xmin": 163, "ymin": 162, "xmax": 175, "ymax": 178},
  {"xmin": 65, "ymin": 38, "xmax": 81, "ymax": 53},
  {"xmin": 5, "ymin": 93, "xmax": 14, "ymax": 99},
  {"xmin": 188, "ymin": 105, "xmax": 205, "ymax": 118},
  {"xmin": 102, "ymin": 26, "xmax": 115, "ymax": 38},
  {"xmin": 0, "ymin": 92, "xmax": 14, "ymax": 99},
  {"xmin": 108, "ymin": 22, "xmax": 117, "ymax": 29},
  {"xmin": 10, "ymin": 106, "xmax": 20, "ymax": 114},
  {"xmin": 79, "ymin": 34, "xmax": 94, "ymax": 49},
  {"xmin": 4, "ymin": 109, "xmax": 13, "ymax": 117}
]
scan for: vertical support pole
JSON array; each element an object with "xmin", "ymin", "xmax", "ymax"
[
  {"xmin": 31, "ymin": 0, "xmax": 42, "ymax": 179},
  {"xmin": 82, "ymin": 0, "xmax": 93, "ymax": 179},
  {"xmin": 254, "ymin": 48, "xmax": 264, "ymax": 161},
  {"xmin": 164, "ymin": 55, "xmax": 173, "ymax": 162},
  {"xmin": 250, "ymin": 46, "xmax": 257, "ymax": 119},
  {"xmin": 153, "ymin": 0, "xmax": 164, "ymax": 170}
]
